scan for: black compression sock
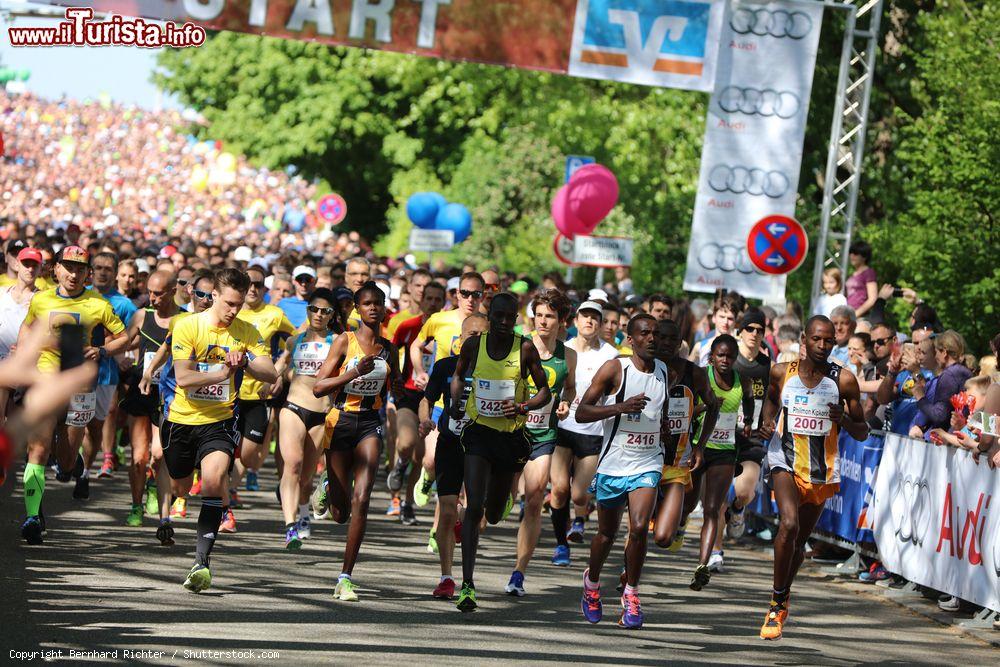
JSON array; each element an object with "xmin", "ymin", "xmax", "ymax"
[
  {"xmin": 551, "ymin": 504, "xmax": 570, "ymax": 547},
  {"xmin": 196, "ymin": 497, "xmax": 224, "ymax": 567}
]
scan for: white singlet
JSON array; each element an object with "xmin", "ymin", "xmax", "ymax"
[
  {"xmin": 562, "ymin": 339, "xmax": 619, "ymax": 437},
  {"xmin": 0, "ymin": 287, "xmax": 30, "ymax": 359},
  {"xmin": 597, "ymin": 357, "xmax": 669, "ymax": 477}
]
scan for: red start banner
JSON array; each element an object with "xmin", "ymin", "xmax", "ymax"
[{"xmin": 32, "ymin": 0, "xmax": 724, "ymax": 91}]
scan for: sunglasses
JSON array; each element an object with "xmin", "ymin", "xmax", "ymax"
[
  {"xmin": 295, "ymin": 275, "xmax": 314, "ymax": 283},
  {"xmin": 459, "ymin": 289, "xmax": 483, "ymax": 299},
  {"xmin": 484, "ymin": 283, "xmax": 500, "ymax": 293},
  {"xmin": 308, "ymin": 305, "xmax": 334, "ymax": 315},
  {"xmin": 743, "ymin": 325, "xmax": 764, "ymax": 334},
  {"xmin": 872, "ymin": 337, "xmax": 893, "ymax": 346},
  {"xmin": 249, "ymin": 281, "xmax": 265, "ymax": 289},
  {"xmin": 193, "ymin": 289, "xmax": 213, "ymax": 301},
  {"xmin": 177, "ymin": 279, "xmax": 189, "ymax": 287}
]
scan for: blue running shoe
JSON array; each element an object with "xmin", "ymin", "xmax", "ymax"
[
  {"xmin": 21, "ymin": 516, "xmax": 43, "ymax": 545},
  {"xmin": 619, "ymin": 591, "xmax": 643, "ymax": 629},
  {"xmin": 581, "ymin": 569, "xmax": 602, "ymax": 623},
  {"xmin": 567, "ymin": 517, "xmax": 585, "ymax": 543},
  {"xmin": 505, "ymin": 570, "xmax": 525, "ymax": 597},
  {"xmin": 552, "ymin": 544, "xmax": 570, "ymax": 567},
  {"xmin": 246, "ymin": 470, "xmax": 260, "ymax": 492}
]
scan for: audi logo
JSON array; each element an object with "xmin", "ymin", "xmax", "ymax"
[
  {"xmin": 696, "ymin": 243, "xmax": 757, "ymax": 274},
  {"xmin": 730, "ymin": 8, "xmax": 813, "ymax": 39},
  {"xmin": 707, "ymin": 165, "xmax": 790, "ymax": 198},
  {"xmin": 718, "ymin": 86, "xmax": 801, "ymax": 119},
  {"xmin": 891, "ymin": 475, "xmax": 931, "ymax": 546}
]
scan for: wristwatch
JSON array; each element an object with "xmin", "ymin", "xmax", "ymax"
[{"xmin": 516, "ymin": 402, "xmax": 529, "ymax": 416}]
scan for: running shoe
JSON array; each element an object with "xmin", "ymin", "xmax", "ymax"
[
  {"xmin": 72, "ymin": 452, "xmax": 84, "ymax": 479},
  {"xmin": 312, "ymin": 474, "xmax": 330, "ymax": 519},
  {"xmin": 385, "ymin": 496, "xmax": 401, "ymax": 517},
  {"xmin": 617, "ymin": 567, "xmax": 627, "ymax": 592},
  {"xmin": 858, "ymin": 562, "xmax": 889, "ymax": 583},
  {"xmin": 21, "ymin": 516, "xmax": 43, "ymax": 545},
  {"xmin": 298, "ymin": 515, "xmax": 312, "ymax": 540},
  {"xmin": 505, "ymin": 570, "xmax": 526, "ymax": 597},
  {"xmin": 668, "ymin": 526, "xmax": 686, "ymax": 552},
  {"xmin": 938, "ymin": 594, "xmax": 960, "ymax": 612},
  {"xmin": 115, "ymin": 444, "xmax": 127, "ymax": 468},
  {"xmin": 757, "ymin": 527, "xmax": 774, "ymax": 541},
  {"xmin": 501, "ymin": 494, "xmax": 514, "ymax": 521},
  {"xmin": 183, "ymin": 564, "xmax": 212, "ymax": 593},
  {"xmin": 156, "ymin": 521, "xmax": 175, "ymax": 546},
  {"xmin": 387, "ymin": 458, "xmax": 408, "ymax": 493},
  {"xmin": 229, "ymin": 489, "xmax": 244, "ymax": 509},
  {"xmin": 619, "ymin": 591, "xmax": 643, "ymax": 629},
  {"xmin": 285, "ymin": 525, "xmax": 303, "ymax": 550},
  {"xmin": 170, "ymin": 497, "xmax": 187, "ymax": 519},
  {"xmin": 73, "ymin": 475, "xmax": 89, "ymax": 500},
  {"xmin": 456, "ymin": 582, "xmax": 477, "ymax": 612},
  {"xmin": 269, "ymin": 439, "xmax": 277, "ymax": 455},
  {"xmin": 335, "ymin": 577, "xmax": 359, "ymax": 602},
  {"xmin": 144, "ymin": 480, "xmax": 159, "ymax": 515},
  {"xmin": 54, "ymin": 462, "xmax": 71, "ymax": 483},
  {"xmin": 126, "ymin": 504, "xmax": 144, "ymax": 527},
  {"xmin": 427, "ymin": 530, "xmax": 439, "ymax": 554},
  {"xmin": 727, "ymin": 507, "xmax": 746, "ymax": 539},
  {"xmin": 246, "ymin": 470, "xmax": 260, "ymax": 492},
  {"xmin": 454, "ymin": 519, "xmax": 463, "ymax": 544},
  {"xmin": 38, "ymin": 508, "xmax": 46, "ymax": 533},
  {"xmin": 99, "ymin": 456, "xmax": 114, "ymax": 479},
  {"xmin": 567, "ymin": 517, "xmax": 585, "ymax": 543},
  {"xmin": 190, "ymin": 477, "xmax": 202, "ymax": 496},
  {"xmin": 760, "ymin": 599, "xmax": 787, "ymax": 640},
  {"xmin": 690, "ymin": 564, "xmax": 711, "ymax": 591},
  {"xmin": 432, "ymin": 577, "xmax": 455, "ymax": 599},
  {"xmin": 401, "ymin": 501, "xmax": 418, "ymax": 526},
  {"xmin": 219, "ymin": 508, "xmax": 237, "ymax": 533},
  {"xmin": 708, "ymin": 550, "xmax": 725, "ymax": 573},
  {"xmin": 552, "ymin": 544, "xmax": 571, "ymax": 567},
  {"xmin": 413, "ymin": 468, "xmax": 434, "ymax": 507},
  {"xmin": 581, "ymin": 569, "xmax": 602, "ymax": 623}
]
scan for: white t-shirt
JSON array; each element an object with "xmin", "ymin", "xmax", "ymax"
[
  {"xmin": 0, "ymin": 286, "xmax": 31, "ymax": 359},
  {"xmin": 812, "ymin": 292, "xmax": 848, "ymax": 318},
  {"xmin": 561, "ymin": 339, "xmax": 620, "ymax": 436}
]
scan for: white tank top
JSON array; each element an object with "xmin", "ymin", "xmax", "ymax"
[
  {"xmin": 597, "ymin": 357, "xmax": 669, "ymax": 477},
  {"xmin": 562, "ymin": 339, "xmax": 620, "ymax": 436},
  {"xmin": 0, "ymin": 287, "xmax": 30, "ymax": 359}
]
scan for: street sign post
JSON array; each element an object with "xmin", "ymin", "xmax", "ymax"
[
  {"xmin": 553, "ymin": 233, "xmax": 575, "ymax": 265},
  {"xmin": 409, "ymin": 228, "xmax": 455, "ymax": 253},
  {"xmin": 564, "ymin": 155, "xmax": 595, "ymax": 183},
  {"xmin": 746, "ymin": 215, "xmax": 808, "ymax": 275}
]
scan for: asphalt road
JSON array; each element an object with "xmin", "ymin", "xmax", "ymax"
[{"xmin": 2, "ymin": 461, "xmax": 995, "ymax": 665}]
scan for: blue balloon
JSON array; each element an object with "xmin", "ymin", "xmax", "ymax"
[
  {"xmin": 434, "ymin": 203, "xmax": 472, "ymax": 243},
  {"xmin": 406, "ymin": 192, "xmax": 442, "ymax": 229}
]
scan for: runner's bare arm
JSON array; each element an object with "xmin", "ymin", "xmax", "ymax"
[
  {"xmin": 311, "ymin": 334, "xmax": 356, "ymax": 397},
  {"xmin": 102, "ymin": 329, "xmax": 130, "ymax": 357},
  {"xmin": 387, "ymin": 341, "xmax": 404, "ymax": 399},
  {"xmin": 244, "ymin": 352, "xmax": 279, "ymax": 384},
  {"xmin": 576, "ymin": 359, "xmax": 640, "ymax": 423},
  {"xmin": 557, "ymin": 347, "xmax": 578, "ymax": 419},
  {"xmin": 124, "ymin": 309, "xmax": 145, "ymax": 352},
  {"xmin": 834, "ymin": 369, "xmax": 869, "ymax": 441},
  {"xmin": 410, "ymin": 334, "xmax": 431, "ymax": 386},
  {"xmin": 692, "ymin": 365, "xmax": 720, "ymax": 449},
  {"xmin": 519, "ymin": 339, "xmax": 551, "ymax": 413},
  {"xmin": 450, "ymin": 336, "xmax": 477, "ymax": 420},
  {"xmin": 739, "ymin": 373, "xmax": 755, "ymax": 439},
  {"xmin": 757, "ymin": 362, "xmax": 787, "ymax": 443},
  {"xmin": 173, "ymin": 357, "xmax": 234, "ymax": 389}
]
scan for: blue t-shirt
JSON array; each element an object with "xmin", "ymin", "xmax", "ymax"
[
  {"xmin": 889, "ymin": 368, "xmax": 934, "ymax": 435},
  {"xmin": 93, "ymin": 287, "xmax": 138, "ymax": 386},
  {"xmin": 277, "ymin": 296, "xmax": 308, "ymax": 328}
]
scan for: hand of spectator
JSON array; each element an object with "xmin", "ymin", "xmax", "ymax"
[
  {"xmin": 949, "ymin": 410, "xmax": 967, "ymax": 431},
  {"xmin": 911, "ymin": 374, "xmax": 926, "ymax": 400},
  {"xmin": 901, "ymin": 288, "xmax": 919, "ymax": 304},
  {"xmin": 887, "ymin": 343, "xmax": 903, "ymax": 374},
  {"xmin": 908, "ymin": 424, "xmax": 924, "ymax": 439},
  {"xmin": 878, "ymin": 283, "xmax": 895, "ymax": 300}
]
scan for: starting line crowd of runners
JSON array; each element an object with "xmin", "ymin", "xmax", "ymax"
[{"xmin": 5, "ymin": 243, "xmax": 869, "ymax": 638}]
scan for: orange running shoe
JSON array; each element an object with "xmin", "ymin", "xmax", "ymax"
[
  {"xmin": 170, "ymin": 497, "xmax": 188, "ymax": 519},
  {"xmin": 760, "ymin": 599, "xmax": 788, "ymax": 640}
]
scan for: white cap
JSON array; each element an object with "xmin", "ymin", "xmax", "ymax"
[
  {"xmin": 264, "ymin": 275, "xmax": 274, "ymax": 290},
  {"xmin": 577, "ymin": 300, "xmax": 604, "ymax": 317},
  {"xmin": 446, "ymin": 276, "xmax": 460, "ymax": 291},
  {"xmin": 588, "ymin": 289, "xmax": 609, "ymax": 303},
  {"xmin": 134, "ymin": 258, "xmax": 150, "ymax": 274},
  {"xmin": 292, "ymin": 264, "xmax": 317, "ymax": 280},
  {"xmin": 375, "ymin": 281, "xmax": 391, "ymax": 301},
  {"xmin": 234, "ymin": 246, "xmax": 253, "ymax": 262}
]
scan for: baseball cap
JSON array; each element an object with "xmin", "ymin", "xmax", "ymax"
[
  {"xmin": 17, "ymin": 247, "xmax": 42, "ymax": 264},
  {"xmin": 5, "ymin": 239, "xmax": 26, "ymax": 257},
  {"xmin": 233, "ymin": 246, "xmax": 253, "ymax": 263},
  {"xmin": 57, "ymin": 245, "xmax": 89, "ymax": 265},
  {"xmin": 588, "ymin": 288, "xmax": 609, "ymax": 303},
  {"xmin": 293, "ymin": 264, "xmax": 317, "ymax": 280},
  {"xmin": 623, "ymin": 294, "xmax": 644, "ymax": 309},
  {"xmin": 509, "ymin": 280, "xmax": 529, "ymax": 295},
  {"xmin": 576, "ymin": 300, "xmax": 604, "ymax": 317},
  {"xmin": 446, "ymin": 277, "xmax": 460, "ymax": 292},
  {"xmin": 134, "ymin": 258, "xmax": 151, "ymax": 275},
  {"xmin": 159, "ymin": 244, "xmax": 177, "ymax": 259},
  {"xmin": 333, "ymin": 286, "xmax": 354, "ymax": 302}
]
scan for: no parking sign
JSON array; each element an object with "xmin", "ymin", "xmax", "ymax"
[
  {"xmin": 746, "ymin": 215, "xmax": 808, "ymax": 275},
  {"xmin": 317, "ymin": 193, "xmax": 347, "ymax": 225}
]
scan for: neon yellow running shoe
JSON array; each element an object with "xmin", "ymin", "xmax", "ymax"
[
  {"xmin": 456, "ymin": 582, "xmax": 477, "ymax": 612},
  {"xmin": 125, "ymin": 504, "xmax": 143, "ymax": 527},
  {"xmin": 413, "ymin": 468, "xmax": 435, "ymax": 508},
  {"xmin": 335, "ymin": 577, "xmax": 359, "ymax": 602},
  {"xmin": 183, "ymin": 564, "xmax": 211, "ymax": 593},
  {"xmin": 145, "ymin": 482, "xmax": 159, "ymax": 516},
  {"xmin": 427, "ymin": 528, "xmax": 439, "ymax": 554},
  {"xmin": 668, "ymin": 521, "xmax": 688, "ymax": 553},
  {"xmin": 500, "ymin": 494, "xmax": 514, "ymax": 521}
]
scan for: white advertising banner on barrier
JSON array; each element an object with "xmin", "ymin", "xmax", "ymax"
[
  {"xmin": 682, "ymin": 0, "xmax": 824, "ymax": 299},
  {"xmin": 872, "ymin": 434, "xmax": 1000, "ymax": 613}
]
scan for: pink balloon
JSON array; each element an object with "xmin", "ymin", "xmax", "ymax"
[
  {"xmin": 551, "ymin": 185, "xmax": 589, "ymax": 239},
  {"xmin": 567, "ymin": 163, "xmax": 619, "ymax": 230}
]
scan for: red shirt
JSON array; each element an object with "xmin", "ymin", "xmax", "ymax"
[{"xmin": 392, "ymin": 314, "xmax": 432, "ymax": 392}]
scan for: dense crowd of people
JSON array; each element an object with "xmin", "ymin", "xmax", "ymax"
[{"xmin": 1, "ymin": 92, "xmax": 997, "ymax": 636}]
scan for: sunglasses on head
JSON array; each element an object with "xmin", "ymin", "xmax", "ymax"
[
  {"xmin": 193, "ymin": 289, "xmax": 213, "ymax": 301},
  {"xmin": 459, "ymin": 289, "xmax": 483, "ymax": 299},
  {"xmin": 308, "ymin": 305, "xmax": 334, "ymax": 315},
  {"xmin": 873, "ymin": 336, "xmax": 893, "ymax": 346}
]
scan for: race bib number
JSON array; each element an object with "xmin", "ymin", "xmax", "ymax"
[
  {"xmin": 191, "ymin": 363, "xmax": 229, "ymax": 403},
  {"xmin": 785, "ymin": 386, "xmax": 837, "ymax": 436},
  {"xmin": 66, "ymin": 392, "xmax": 96, "ymax": 427},
  {"xmin": 475, "ymin": 378, "xmax": 515, "ymax": 417},
  {"xmin": 143, "ymin": 351, "xmax": 161, "ymax": 383},
  {"xmin": 667, "ymin": 398, "xmax": 690, "ymax": 435},
  {"xmin": 448, "ymin": 416, "xmax": 469, "ymax": 435},
  {"xmin": 617, "ymin": 410, "xmax": 660, "ymax": 451},
  {"xmin": 710, "ymin": 412, "xmax": 737, "ymax": 445},
  {"xmin": 411, "ymin": 350, "xmax": 435, "ymax": 382},
  {"xmin": 346, "ymin": 357, "xmax": 388, "ymax": 396},
  {"xmin": 526, "ymin": 397, "xmax": 554, "ymax": 429},
  {"xmin": 293, "ymin": 342, "xmax": 330, "ymax": 377}
]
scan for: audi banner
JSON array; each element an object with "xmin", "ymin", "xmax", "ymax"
[
  {"xmin": 32, "ymin": 0, "xmax": 725, "ymax": 92},
  {"xmin": 872, "ymin": 434, "xmax": 1000, "ymax": 613},
  {"xmin": 682, "ymin": 0, "xmax": 824, "ymax": 299}
]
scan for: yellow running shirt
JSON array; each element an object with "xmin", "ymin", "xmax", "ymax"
[
  {"xmin": 466, "ymin": 334, "xmax": 529, "ymax": 433},
  {"xmin": 236, "ymin": 303, "xmax": 295, "ymax": 400},
  {"xmin": 164, "ymin": 311, "xmax": 268, "ymax": 425},
  {"xmin": 23, "ymin": 287, "xmax": 125, "ymax": 373},
  {"xmin": 418, "ymin": 310, "xmax": 466, "ymax": 363}
]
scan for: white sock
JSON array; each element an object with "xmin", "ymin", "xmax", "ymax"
[
  {"xmin": 440, "ymin": 575, "xmax": 454, "ymax": 583},
  {"xmin": 81, "ymin": 469, "xmax": 90, "ymax": 479},
  {"xmin": 338, "ymin": 573, "xmax": 351, "ymax": 581}
]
